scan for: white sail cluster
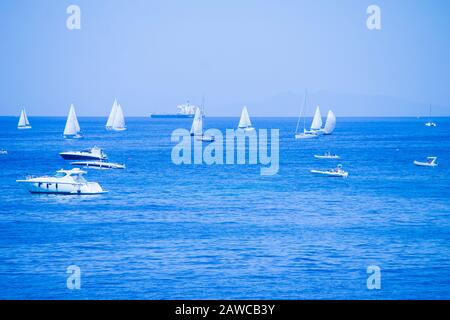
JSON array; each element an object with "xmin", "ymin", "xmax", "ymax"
[
  {"xmin": 106, "ymin": 99, "xmax": 126, "ymax": 131},
  {"xmin": 295, "ymin": 91, "xmax": 337, "ymax": 139},
  {"xmin": 17, "ymin": 109, "xmax": 31, "ymax": 129},
  {"xmin": 64, "ymin": 104, "xmax": 81, "ymax": 138}
]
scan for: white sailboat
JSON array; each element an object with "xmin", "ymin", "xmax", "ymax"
[
  {"xmin": 190, "ymin": 107, "xmax": 202, "ymax": 136},
  {"xmin": 64, "ymin": 104, "xmax": 82, "ymax": 139},
  {"xmin": 105, "ymin": 99, "xmax": 118, "ymax": 130},
  {"xmin": 238, "ymin": 106, "xmax": 254, "ymax": 132},
  {"xmin": 17, "ymin": 109, "xmax": 31, "ymax": 129},
  {"xmin": 295, "ymin": 91, "xmax": 319, "ymax": 139},
  {"xmin": 321, "ymin": 110, "xmax": 336, "ymax": 135},
  {"xmin": 111, "ymin": 102, "xmax": 127, "ymax": 131},
  {"xmin": 425, "ymin": 105, "xmax": 436, "ymax": 127},
  {"xmin": 306, "ymin": 106, "xmax": 322, "ymax": 134},
  {"xmin": 190, "ymin": 107, "xmax": 214, "ymax": 141}
]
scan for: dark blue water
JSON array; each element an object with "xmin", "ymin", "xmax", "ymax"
[{"xmin": 0, "ymin": 116, "xmax": 449, "ymax": 299}]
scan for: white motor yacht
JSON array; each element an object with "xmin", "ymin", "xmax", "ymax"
[
  {"xmin": 414, "ymin": 157, "xmax": 438, "ymax": 167},
  {"xmin": 310, "ymin": 164, "xmax": 348, "ymax": 178},
  {"xmin": 60, "ymin": 147, "xmax": 107, "ymax": 161},
  {"xmin": 17, "ymin": 168, "xmax": 106, "ymax": 194}
]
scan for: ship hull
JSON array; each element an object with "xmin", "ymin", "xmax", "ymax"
[{"xmin": 150, "ymin": 114, "xmax": 194, "ymax": 119}]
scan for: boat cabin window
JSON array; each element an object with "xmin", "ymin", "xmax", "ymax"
[
  {"xmin": 54, "ymin": 172, "xmax": 67, "ymax": 178},
  {"xmin": 72, "ymin": 174, "xmax": 87, "ymax": 183}
]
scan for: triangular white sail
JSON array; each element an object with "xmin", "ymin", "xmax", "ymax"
[
  {"xmin": 112, "ymin": 103, "xmax": 126, "ymax": 131},
  {"xmin": 18, "ymin": 109, "xmax": 31, "ymax": 129},
  {"xmin": 323, "ymin": 110, "xmax": 336, "ymax": 134},
  {"xmin": 64, "ymin": 104, "xmax": 81, "ymax": 137},
  {"xmin": 238, "ymin": 106, "xmax": 252, "ymax": 129},
  {"xmin": 190, "ymin": 107, "xmax": 203, "ymax": 136},
  {"xmin": 106, "ymin": 99, "xmax": 118, "ymax": 129},
  {"xmin": 310, "ymin": 106, "xmax": 322, "ymax": 130}
]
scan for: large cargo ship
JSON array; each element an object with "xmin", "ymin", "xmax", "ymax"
[{"xmin": 150, "ymin": 102, "xmax": 196, "ymax": 118}]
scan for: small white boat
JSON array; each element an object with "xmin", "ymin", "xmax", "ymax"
[
  {"xmin": 18, "ymin": 109, "xmax": 32, "ymax": 129},
  {"xmin": 16, "ymin": 168, "xmax": 106, "ymax": 194},
  {"xmin": 238, "ymin": 106, "xmax": 255, "ymax": 132},
  {"xmin": 314, "ymin": 152, "xmax": 340, "ymax": 159},
  {"xmin": 70, "ymin": 161, "xmax": 125, "ymax": 170},
  {"xmin": 106, "ymin": 99, "xmax": 127, "ymax": 131},
  {"xmin": 295, "ymin": 131, "xmax": 319, "ymax": 139},
  {"xmin": 64, "ymin": 104, "xmax": 82, "ymax": 139},
  {"xmin": 190, "ymin": 107, "xmax": 215, "ymax": 141},
  {"xmin": 414, "ymin": 157, "xmax": 438, "ymax": 167},
  {"xmin": 60, "ymin": 147, "xmax": 108, "ymax": 161},
  {"xmin": 310, "ymin": 164, "xmax": 348, "ymax": 178},
  {"xmin": 196, "ymin": 135, "xmax": 215, "ymax": 142},
  {"xmin": 425, "ymin": 105, "xmax": 437, "ymax": 127},
  {"xmin": 0, "ymin": 150, "xmax": 7, "ymax": 155}
]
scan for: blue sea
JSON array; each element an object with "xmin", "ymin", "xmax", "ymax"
[{"xmin": 0, "ymin": 116, "xmax": 449, "ymax": 299}]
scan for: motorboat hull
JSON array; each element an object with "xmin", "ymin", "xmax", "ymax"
[
  {"xmin": 413, "ymin": 161, "xmax": 437, "ymax": 167},
  {"xmin": 70, "ymin": 161, "xmax": 125, "ymax": 169},
  {"xmin": 310, "ymin": 170, "xmax": 348, "ymax": 178},
  {"xmin": 314, "ymin": 155, "xmax": 340, "ymax": 159},
  {"xmin": 17, "ymin": 181, "xmax": 106, "ymax": 194},
  {"xmin": 60, "ymin": 153, "xmax": 106, "ymax": 160}
]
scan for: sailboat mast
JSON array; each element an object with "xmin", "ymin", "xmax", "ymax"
[{"xmin": 295, "ymin": 90, "xmax": 307, "ymax": 133}]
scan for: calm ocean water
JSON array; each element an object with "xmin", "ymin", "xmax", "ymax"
[{"xmin": 0, "ymin": 116, "xmax": 449, "ymax": 299}]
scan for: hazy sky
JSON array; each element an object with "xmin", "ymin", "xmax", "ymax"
[{"xmin": 0, "ymin": 0, "xmax": 449, "ymax": 116}]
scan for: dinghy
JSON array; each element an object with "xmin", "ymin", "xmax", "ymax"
[
  {"xmin": 64, "ymin": 104, "xmax": 82, "ymax": 139},
  {"xmin": 414, "ymin": 157, "xmax": 438, "ymax": 167},
  {"xmin": 17, "ymin": 109, "xmax": 31, "ymax": 129},
  {"xmin": 238, "ymin": 106, "xmax": 255, "ymax": 132},
  {"xmin": 70, "ymin": 161, "xmax": 125, "ymax": 170},
  {"xmin": 314, "ymin": 152, "xmax": 340, "ymax": 159},
  {"xmin": 190, "ymin": 107, "xmax": 215, "ymax": 141},
  {"xmin": 310, "ymin": 164, "xmax": 348, "ymax": 178},
  {"xmin": 16, "ymin": 168, "xmax": 106, "ymax": 194},
  {"xmin": 295, "ymin": 90, "xmax": 319, "ymax": 139}
]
